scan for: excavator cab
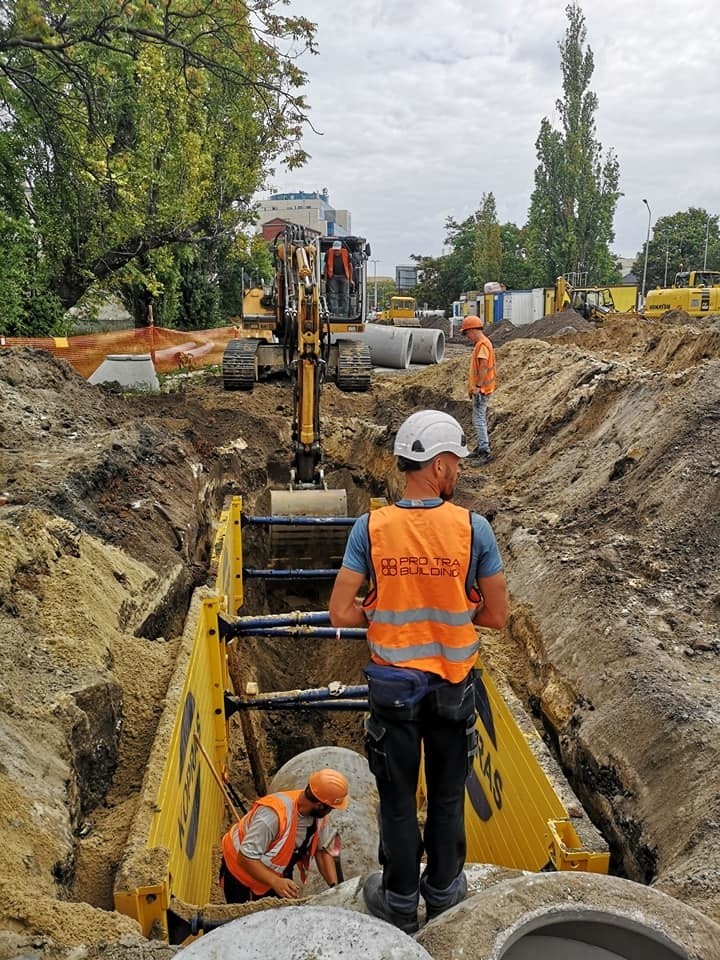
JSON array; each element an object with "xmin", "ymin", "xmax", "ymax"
[
  {"xmin": 319, "ymin": 235, "xmax": 370, "ymax": 328},
  {"xmin": 553, "ymin": 276, "xmax": 615, "ymax": 320},
  {"xmin": 571, "ymin": 288, "xmax": 615, "ymax": 320}
]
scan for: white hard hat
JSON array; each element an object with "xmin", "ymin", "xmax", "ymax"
[
  {"xmin": 332, "ymin": 240, "xmax": 342, "ymax": 249},
  {"xmin": 394, "ymin": 410, "xmax": 469, "ymax": 461}
]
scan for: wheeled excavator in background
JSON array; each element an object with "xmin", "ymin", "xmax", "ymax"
[
  {"xmin": 643, "ymin": 269, "xmax": 720, "ymax": 318},
  {"xmin": 223, "ymin": 225, "xmax": 372, "ymax": 564},
  {"xmin": 553, "ymin": 276, "xmax": 616, "ymax": 320}
]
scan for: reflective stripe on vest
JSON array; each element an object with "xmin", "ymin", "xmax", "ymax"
[
  {"xmin": 222, "ymin": 790, "xmax": 321, "ymax": 895},
  {"xmin": 362, "ymin": 502, "xmax": 480, "ymax": 683},
  {"xmin": 468, "ymin": 334, "xmax": 496, "ymax": 395}
]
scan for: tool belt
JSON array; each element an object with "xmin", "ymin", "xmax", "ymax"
[{"xmin": 363, "ymin": 662, "xmax": 430, "ymax": 709}]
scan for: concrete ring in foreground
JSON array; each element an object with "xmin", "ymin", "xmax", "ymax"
[
  {"xmin": 175, "ymin": 905, "xmax": 433, "ymax": 959},
  {"xmin": 416, "ymin": 870, "xmax": 720, "ymax": 960}
]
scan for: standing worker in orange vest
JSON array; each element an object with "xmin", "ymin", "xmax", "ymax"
[
  {"xmin": 329, "ymin": 410, "xmax": 508, "ymax": 933},
  {"xmin": 325, "ymin": 239, "xmax": 354, "ymax": 317},
  {"xmin": 219, "ymin": 768, "xmax": 349, "ymax": 903},
  {"xmin": 461, "ymin": 315, "xmax": 496, "ymax": 465}
]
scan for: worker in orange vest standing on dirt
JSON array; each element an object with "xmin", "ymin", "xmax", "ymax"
[
  {"xmin": 325, "ymin": 239, "xmax": 354, "ymax": 317},
  {"xmin": 219, "ymin": 768, "xmax": 349, "ymax": 903},
  {"xmin": 461, "ymin": 314, "xmax": 496, "ymax": 465},
  {"xmin": 329, "ymin": 410, "xmax": 508, "ymax": 933}
]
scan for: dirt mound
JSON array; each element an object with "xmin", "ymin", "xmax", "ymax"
[{"xmin": 1, "ymin": 320, "xmax": 720, "ymax": 954}]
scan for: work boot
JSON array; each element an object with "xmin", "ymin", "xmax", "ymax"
[
  {"xmin": 469, "ymin": 448, "xmax": 492, "ymax": 466},
  {"xmin": 421, "ymin": 870, "xmax": 468, "ymax": 921},
  {"xmin": 362, "ymin": 872, "xmax": 419, "ymax": 934}
]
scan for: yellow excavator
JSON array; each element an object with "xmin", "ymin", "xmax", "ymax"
[
  {"xmin": 222, "ymin": 229, "xmax": 372, "ymax": 399},
  {"xmin": 224, "ymin": 225, "xmax": 370, "ymax": 561},
  {"xmin": 643, "ymin": 269, "xmax": 720, "ymax": 318}
]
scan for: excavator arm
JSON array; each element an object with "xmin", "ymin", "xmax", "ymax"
[{"xmin": 276, "ymin": 227, "xmax": 327, "ymax": 487}]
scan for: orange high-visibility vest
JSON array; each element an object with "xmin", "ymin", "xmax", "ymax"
[
  {"xmin": 468, "ymin": 333, "xmax": 496, "ymax": 396},
  {"xmin": 222, "ymin": 790, "xmax": 323, "ymax": 895},
  {"xmin": 362, "ymin": 503, "xmax": 481, "ymax": 683},
  {"xmin": 325, "ymin": 247, "xmax": 352, "ymax": 282}
]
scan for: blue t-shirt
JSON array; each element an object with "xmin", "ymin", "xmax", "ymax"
[{"xmin": 341, "ymin": 499, "xmax": 503, "ymax": 584}]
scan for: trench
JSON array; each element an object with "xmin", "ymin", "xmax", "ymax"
[{"xmin": 66, "ymin": 435, "xmax": 641, "ymax": 916}]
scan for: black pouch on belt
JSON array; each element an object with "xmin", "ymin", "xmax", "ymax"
[{"xmin": 363, "ymin": 662, "xmax": 429, "ymax": 709}]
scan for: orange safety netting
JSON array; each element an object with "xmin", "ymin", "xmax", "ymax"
[{"xmin": 0, "ymin": 324, "xmax": 247, "ymax": 379}]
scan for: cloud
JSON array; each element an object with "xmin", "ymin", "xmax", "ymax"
[{"xmin": 265, "ymin": 0, "xmax": 720, "ymax": 274}]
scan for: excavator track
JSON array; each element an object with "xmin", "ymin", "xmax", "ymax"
[
  {"xmin": 336, "ymin": 340, "xmax": 371, "ymax": 392},
  {"xmin": 222, "ymin": 339, "xmax": 260, "ymax": 391}
]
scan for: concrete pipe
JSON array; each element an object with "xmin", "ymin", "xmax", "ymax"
[
  {"xmin": 268, "ymin": 746, "xmax": 380, "ymax": 896},
  {"xmin": 175, "ymin": 906, "xmax": 433, "ymax": 959},
  {"xmin": 336, "ymin": 324, "xmax": 413, "ymax": 369},
  {"xmin": 417, "ymin": 869, "xmax": 720, "ymax": 960},
  {"xmin": 408, "ymin": 327, "xmax": 445, "ymax": 364}
]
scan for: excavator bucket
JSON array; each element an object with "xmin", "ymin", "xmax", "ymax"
[{"xmin": 268, "ymin": 488, "xmax": 350, "ymax": 568}]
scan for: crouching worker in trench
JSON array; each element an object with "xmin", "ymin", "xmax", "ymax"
[
  {"xmin": 329, "ymin": 409, "xmax": 508, "ymax": 933},
  {"xmin": 219, "ymin": 768, "xmax": 349, "ymax": 903}
]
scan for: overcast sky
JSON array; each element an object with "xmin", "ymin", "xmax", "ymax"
[{"xmin": 261, "ymin": 0, "xmax": 720, "ymax": 276}]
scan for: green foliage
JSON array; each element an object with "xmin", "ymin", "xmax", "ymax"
[
  {"xmin": 0, "ymin": 209, "xmax": 65, "ymax": 336},
  {"xmin": 412, "ymin": 194, "xmax": 516, "ymax": 310},
  {"xmin": 525, "ymin": 4, "xmax": 621, "ymax": 286},
  {"xmin": 219, "ymin": 233, "xmax": 275, "ymax": 319},
  {"xmin": 633, "ymin": 208, "xmax": 720, "ymax": 291},
  {"xmin": 499, "ymin": 223, "xmax": 534, "ymax": 290},
  {"xmin": 0, "ymin": 0, "xmax": 316, "ymax": 329}
]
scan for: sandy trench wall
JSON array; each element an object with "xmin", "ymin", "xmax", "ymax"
[{"xmin": 0, "ymin": 508, "xmax": 180, "ymax": 947}]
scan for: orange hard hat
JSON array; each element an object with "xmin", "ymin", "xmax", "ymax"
[
  {"xmin": 460, "ymin": 315, "xmax": 485, "ymax": 333},
  {"xmin": 308, "ymin": 768, "xmax": 349, "ymax": 809}
]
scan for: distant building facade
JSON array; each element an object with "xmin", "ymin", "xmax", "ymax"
[
  {"xmin": 255, "ymin": 189, "xmax": 351, "ymax": 238},
  {"xmin": 395, "ymin": 265, "xmax": 419, "ymax": 291}
]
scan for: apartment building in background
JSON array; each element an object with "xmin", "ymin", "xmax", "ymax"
[{"xmin": 255, "ymin": 189, "xmax": 351, "ymax": 238}]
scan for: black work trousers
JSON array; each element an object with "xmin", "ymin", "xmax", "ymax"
[
  {"xmin": 219, "ymin": 857, "xmax": 281, "ymax": 904},
  {"xmin": 364, "ymin": 671, "xmax": 476, "ymax": 900}
]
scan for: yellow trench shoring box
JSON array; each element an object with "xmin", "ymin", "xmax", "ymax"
[
  {"xmin": 419, "ymin": 661, "xmax": 609, "ymax": 874},
  {"xmin": 116, "ymin": 495, "xmax": 608, "ymax": 940},
  {"xmin": 114, "ymin": 591, "xmax": 232, "ymax": 938}
]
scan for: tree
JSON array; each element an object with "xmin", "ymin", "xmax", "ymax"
[
  {"xmin": 0, "ymin": 0, "xmax": 316, "ymax": 321},
  {"xmin": 499, "ymin": 222, "xmax": 534, "ymax": 290},
  {"xmin": 411, "ymin": 196, "xmax": 526, "ymax": 310},
  {"xmin": 633, "ymin": 208, "xmax": 720, "ymax": 291},
  {"xmin": 526, "ymin": 4, "xmax": 621, "ymax": 286},
  {"xmin": 219, "ymin": 232, "xmax": 275, "ymax": 320}
]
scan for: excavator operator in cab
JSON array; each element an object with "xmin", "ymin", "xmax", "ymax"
[
  {"xmin": 219, "ymin": 768, "xmax": 349, "ymax": 903},
  {"xmin": 325, "ymin": 239, "xmax": 354, "ymax": 317}
]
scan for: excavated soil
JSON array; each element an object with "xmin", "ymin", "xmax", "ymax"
[{"xmin": 1, "ymin": 308, "xmax": 720, "ymax": 958}]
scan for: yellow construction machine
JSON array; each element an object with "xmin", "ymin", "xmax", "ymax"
[
  {"xmin": 224, "ymin": 225, "xmax": 370, "ymax": 562},
  {"xmin": 553, "ymin": 276, "xmax": 616, "ymax": 320},
  {"xmin": 222, "ymin": 229, "xmax": 372, "ymax": 395},
  {"xmin": 643, "ymin": 269, "xmax": 720, "ymax": 319},
  {"xmin": 377, "ymin": 295, "xmax": 418, "ymax": 325}
]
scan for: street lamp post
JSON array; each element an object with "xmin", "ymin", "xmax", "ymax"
[
  {"xmin": 703, "ymin": 216, "xmax": 710, "ymax": 270},
  {"xmin": 371, "ymin": 259, "xmax": 380, "ymax": 312},
  {"xmin": 641, "ymin": 199, "xmax": 652, "ymax": 305}
]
